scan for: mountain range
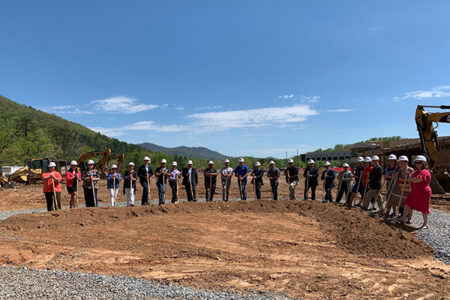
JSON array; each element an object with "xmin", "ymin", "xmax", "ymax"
[{"xmin": 138, "ymin": 143, "xmax": 227, "ymax": 161}]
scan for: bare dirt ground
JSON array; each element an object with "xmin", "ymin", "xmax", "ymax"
[{"xmin": 0, "ymin": 172, "xmax": 449, "ymax": 299}]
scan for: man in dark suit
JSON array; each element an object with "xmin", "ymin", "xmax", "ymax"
[
  {"xmin": 181, "ymin": 160, "xmax": 198, "ymax": 202},
  {"xmin": 138, "ymin": 156, "xmax": 153, "ymax": 205}
]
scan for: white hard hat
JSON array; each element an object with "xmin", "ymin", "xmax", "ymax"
[
  {"xmin": 371, "ymin": 155, "xmax": 380, "ymax": 161},
  {"xmin": 128, "ymin": 162, "xmax": 135, "ymax": 166},
  {"xmin": 208, "ymin": 160, "xmax": 214, "ymax": 165},
  {"xmin": 224, "ymin": 159, "xmax": 230, "ymax": 163},
  {"xmin": 111, "ymin": 164, "xmax": 118, "ymax": 169},
  {"xmin": 343, "ymin": 163, "xmax": 349, "ymax": 168},
  {"xmin": 144, "ymin": 156, "xmax": 151, "ymax": 161},
  {"xmin": 388, "ymin": 154, "xmax": 397, "ymax": 161},
  {"xmin": 239, "ymin": 158, "xmax": 244, "ymax": 163},
  {"xmin": 187, "ymin": 160, "xmax": 193, "ymax": 165},
  {"xmin": 87, "ymin": 160, "xmax": 95, "ymax": 165},
  {"xmin": 398, "ymin": 155, "xmax": 409, "ymax": 162},
  {"xmin": 415, "ymin": 155, "xmax": 427, "ymax": 162},
  {"xmin": 308, "ymin": 159, "xmax": 315, "ymax": 164},
  {"xmin": 48, "ymin": 162, "xmax": 56, "ymax": 168},
  {"xmin": 357, "ymin": 157, "xmax": 364, "ymax": 163},
  {"xmin": 255, "ymin": 162, "xmax": 261, "ymax": 166},
  {"xmin": 70, "ymin": 160, "xmax": 78, "ymax": 166},
  {"xmin": 161, "ymin": 159, "xmax": 167, "ymax": 164},
  {"xmin": 269, "ymin": 160, "xmax": 275, "ymax": 164},
  {"xmin": 172, "ymin": 161, "xmax": 177, "ymax": 166},
  {"xmin": 324, "ymin": 161, "xmax": 331, "ymax": 166},
  {"xmin": 288, "ymin": 159, "xmax": 294, "ymax": 163},
  {"xmin": 364, "ymin": 157, "xmax": 372, "ymax": 163}
]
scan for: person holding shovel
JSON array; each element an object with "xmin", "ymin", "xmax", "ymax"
[
  {"xmin": 42, "ymin": 162, "xmax": 62, "ymax": 211},
  {"xmin": 385, "ymin": 155, "xmax": 413, "ymax": 219},
  {"xmin": 138, "ymin": 156, "xmax": 153, "ymax": 205},
  {"xmin": 155, "ymin": 159, "xmax": 169, "ymax": 205},
  {"xmin": 204, "ymin": 161, "xmax": 218, "ymax": 202},
  {"xmin": 346, "ymin": 157, "xmax": 365, "ymax": 207},
  {"xmin": 82, "ymin": 160, "xmax": 100, "ymax": 207},
  {"xmin": 123, "ymin": 162, "xmax": 137, "ymax": 207},
  {"xmin": 107, "ymin": 164, "xmax": 121, "ymax": 207},
  {"xmin": 303, "ymin": 159, "xmax": 319, "ymax": 200},
  {"xmin": 66, "ymin": 160, "xmax": 81, "ymax": 209},
  {"xmin": 285, "ymin": 159, "xmax": 299, "ymax": 200},
  {"xmin": 321, "ymin": 161, "xmax": 335, "ymax": 203},
  {"xmin": 169, "ymin": 161, "xmax": 181, "ymax": 203},
  {"xmin": 219, "ymin": 159, "xmax": 233, "ymax": 201},
  {"xmin": 182, "ymin": 160, "xmax": 198, "ymax": 202},
  {"xmin": 251, "ymin": 161, "xmax": 264, "ymax": 200},
  {"xmin": 267, "ymin": 160, "xmax": 280, "ymax": 200},
  {"xmin": 234, "ymin": 158, "xmax": 250, "ymax": 200},
  {"xmin": 336, "ymin": 163, "xmax": 352, "ymax": 204}
]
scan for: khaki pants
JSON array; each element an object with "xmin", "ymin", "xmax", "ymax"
[
  {"xmin": 289, "ymin": 180, "xmax": 298, "ymax": 200},
  {"xmin": 362, "ymin": 189, "xmax": 383, "ymax": 211}
]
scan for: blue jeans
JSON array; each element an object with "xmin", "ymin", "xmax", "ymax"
[
  {"xmin": 156, "ymin": 183, "xmax": 165, "ymax": 204},
  {"xmin": 325, "ymin": 186, "xmax": 333, "ymax": 202},
  {"xmin": 271, "ymin": 181, "xmax": 278, "ymax": 200},
  {"xmin": 141, "ymin": 180, "xmax": 149, "ymax": 205},
  {"xmin": 238, "ymin": 180, "xmax": 247, "ymax": 200}
]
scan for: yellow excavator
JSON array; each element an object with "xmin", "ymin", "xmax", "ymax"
[
  {"xmin": 107, "ymin": 153, "xmax": 125, "ymax": 171},
  {"xmin": 415, "ymin": 105, "xmax": 450, "ymax": 193},
  {"xmin": 77, "ymin": 148, "xmax": 112, "ymax": 179}
]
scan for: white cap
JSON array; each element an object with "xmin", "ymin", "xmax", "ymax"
[
  {"xmin": 388, "ymin": 154, "xmax": 397, "ymax": 160},
  {"xmin": 144, "ymin": 156, "xmax": 151, "ymax": 161},
  {"xmin": 324, "ymin": 161, "xmax": 331, "ymax": 166},
  {"xmin": 255, "ymin": 162, "xmax": 261, "ymax": 166},
  {"xmin": 288, "ymin": 159, "xmax": 294, "ymax": 163},
  {"xmin": 239, "ymin": 158, "xmax": 244, "ymax": 163},
  {"xmin": 269, "ymin": 160, "xmax": 275, "ymax": 164},
  {"xmin": 415, "ymin": 155, "xmax": 427, "ymax": 162},
  {"xmin": 398, "ymin": 155, "xmax": 409, "ymax": 162},
  {"xmin": 161, "ymin": 159, "xmax": 167, "ymax": 164},
  {"xmin": 364, "ymin": 157, "xmax": 372, "ymax": 163},
  {"xmin": 224, "ymin": 159, "xmax": 230, "ymax": 163},
  {"xmin": 48, "ymin": 162, "xmax": 56, "ymax": 167},
  {"xmin": 208, "ymin": 160, "xmax": 214, "ymax": 165},
  {"xmin": 371, "ymin": 155, "xmax": 380, "ymax": 161},
  {"xmin": 308, "ymin": 159, "xmax": 315, "ymax": 164},
  {"xmin": 343, "ymin": 163, "xmax": 349, "ymax": 168},
  {"xmin": 172, "ymin": 161, "xmax": 177, "ymax": 166},
  {"xmin": 128, "ymin": 162, "xmax": 135, "ymax": 166},
  {"xmin": 357, "ymin": 156, "xmax": 364, "ymax": 163},
  {"xmin": 111, "ymin": 164, "xmax": 118, "ymax": 169},
  {"xmin": 87, "ymin": 160, "xmax": 95, "ymax": 165},
  {"xmin": 187, "ymin": 160, "xmax": 193, "ymax": 165},
  {"xmin": 70, "ymin": 160, "xmax": 78, "ymax": 166}
]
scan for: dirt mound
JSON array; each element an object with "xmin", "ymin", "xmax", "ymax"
[{"xmin": 1, "ymin": 200, "xmax": 432, "ymax": 259}]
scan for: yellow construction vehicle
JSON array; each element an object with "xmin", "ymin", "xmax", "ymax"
[
  {"xmin": 23, "ymin": 158, "xmax": 68, "ymax": 184},
  {"xmin": 415, "ymin": 105, "xmax": 450, "ymax": 193},
  {"xmin": 107, "ymin": 153, "xmax": 125, "ymax": 171},
  {"xmin": 77, "ymin": 148, "xmax": 112, "ymax": 178}
]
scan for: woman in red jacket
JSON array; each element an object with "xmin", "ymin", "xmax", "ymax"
[
  {"xmin": 399, "ymin": 155, "xmax": 432, "ymax": 229},
  {"xmin": 66, "ymin": 160, "xmax": 81, "ymax": 209},
  {"xmin": 41, "ymin": 162, "xmax": 63, "ymax": 211}
]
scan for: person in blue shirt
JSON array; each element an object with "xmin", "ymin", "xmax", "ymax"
[
  {"xmin": 234, "ymin": 158, "xmax": 250, "ymax": 200},
  {"xmin": 321, "ymin": 161, "xmax": 336, "ymax": 203},
  {"xmin": 107, "ymin": 164, "xmax": 122, "ymax": 207}
]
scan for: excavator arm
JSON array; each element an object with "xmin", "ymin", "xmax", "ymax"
[
  {"xmin": 77, "ymin": 148, "xmax": 112, "ymax": 177},
  {"xmin": 107, "ymin": 153, "xmax": 125, "ymax": 171}
]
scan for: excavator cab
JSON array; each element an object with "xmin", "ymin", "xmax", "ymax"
[{"xmin": 415, "ymin": 105, "xmax": 450, "ymax": 193}]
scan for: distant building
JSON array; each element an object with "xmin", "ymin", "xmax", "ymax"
[{"xmin": 304, "ymin": 151, "xmax": 351, "ymax": 163}]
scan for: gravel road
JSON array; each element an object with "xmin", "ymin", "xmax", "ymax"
[{"xmin": 0, "ymin": 266, "xmax": 289, "ymax": 300}]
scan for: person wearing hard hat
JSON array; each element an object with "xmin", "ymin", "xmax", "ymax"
[
  {"xmin": 155, "ymin": 159, "xmax": 170, "ymax": 205},
  {"xmin": 182, "ymin": 160, "xmax": 198, "ymax": 202},
  {"xmin": 384, "ymin": 154, "xmax": 398, "ymax": 200},
  {"xmin": 267, "ymin": 160, "xmax": 280, "ymax": 200},
  {"xmin": 346, "ymin": 157, "xmax": 365, "ymax": 207},
  {"xmin": 385, "ymin": 155, "xmax": 413, "ymax": 219},
  {"xmin": 336, "ymin": 163, "xmax": 352, "ymax": 204},
  {"xmin": 251, "ymin": 162, "xmax": 264, "ymax": 200},
  {"xmin": 107, "ymin": 164, "xmax": 122, "ymax": 207},
  {"xmin": 399, "ymin": 155, "xmax": 432, "ymax": 229},
  {"xmin": 303, "ymin": 159, "xmax": 319, "ymax": 200},
  {"xmin": 362, "ymin": 155, "xmax": 384, "ymax": 214},
  {"xmin": 66, "ymin": 160, "xmax": 81, "ymax": 209},
  {"xmin": 41, "ymin": 162, "xmax": 62, "ymax": 211},
  {"xmin": 138, "ymin": 156, "xmax": 153, "ymax": 205},
  {"xmin": 82, "ymin": 160, "xmax": 100, "ymax": 207},
  {"xmin": 234, "ymin": 158, "xmax": 250, "ymax": 200},
  {"xmin": 123, "ymin": 162, "xmax": 137, "ymax": 207},
  {"xmin": 321, "ymin": 161, "xmax": 336, "ymax": 203},
  {"xmin": 219, "ymin": 159, "xmax": 233, "ymax": 201},
  {"xmin": 204, "ymin": 161, "xmax": 218, "ymax": 201},
  {"xmin": 285, "ymin": 159, "xmax": 299, "ymax": 200},
  {"xmin": 168, "ymin": 161, "xmax": 181, "ymax": 203}
]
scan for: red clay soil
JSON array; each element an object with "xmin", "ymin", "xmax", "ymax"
[{"xmin": 0, "ymin": 200, "xmax": 448, "ymax": 299}]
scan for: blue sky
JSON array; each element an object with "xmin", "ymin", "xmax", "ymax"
[{"xmin": 1, "ymin": 1, "xmax": 449, "ymax": 158}]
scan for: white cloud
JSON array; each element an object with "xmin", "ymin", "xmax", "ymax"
[
  {"xmin": 394, "ymin": 85, "xmax": 450, "ymax": 102},
  {"xmin": 278, "ymin": 94, "xmax": 320, "ymax": 103},
  {"xmin": 324, "ymin": 108, "xmax": 354, "ymax": 113},
  {"xmin": 194, "ymin": 105, "xmax": 223, "ymax": 111},
  {"xmin": 45, "ymin": 105, "xmax": 94, "ymax": 115},
  {"xmin": 89, "ymin": 127, "xmax": 125, "ymax": 137},
  {"xmin": 187, "ymin": 104, "xmax": 318, "ymax": 133},
  {"xmin": 92, "ymin": 96, "xmax": 158, "ymax": 114},
  {"xmin": 89, "ymin": 121, "xmax": 187, "ymax": 137}
]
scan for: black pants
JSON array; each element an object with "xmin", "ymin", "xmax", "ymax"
[
  {"xmin": 336, "ymin": 183, "xmax": 349, "ymax": 203},
  {"xmin": 141, "ymin": 180, "xmax": 149, "ymax": 205},
  {"xmin": 253, "ymin": 181, "xmax": 263, "ymax": 199},
  {"xmin": 84, "ymin": 188, "xmax": 96, "ymax": 207},
  {"xmin": 205, "ymin": 183, "xmax": 216, "ymax": 201},
  {"xmin": 304, "ymin": 185, "xmax": 316, "ymax": 200},
  {"xmin": 184, "ymin": 183, "xmax": 196, "ymax": 202},
  {"xmin": 169, "ymin": 181, "xmax": 178, "ymax": 203},
  {"xmin": 44, "ymin": 192, "xmax": 61, "ymax": 211}
]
